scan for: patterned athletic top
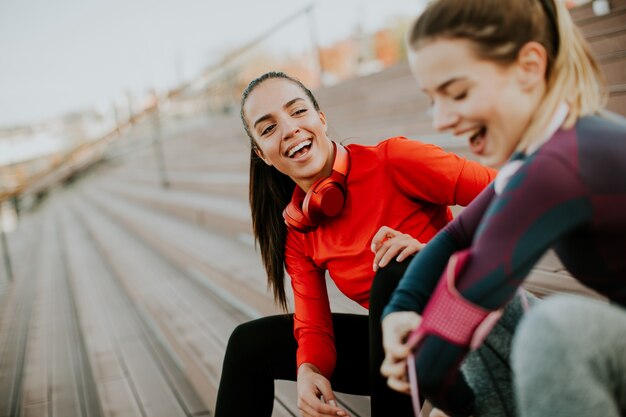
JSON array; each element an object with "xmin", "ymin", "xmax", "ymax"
[{"xmin": 383, "ymin": 113, "xmax": 626, "ymax": 415}]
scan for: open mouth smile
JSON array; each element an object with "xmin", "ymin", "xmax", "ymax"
[
  {"xmin": 468, "ymin": 127, "xmax": 487, "ymax": 154},
  {"xmin": 286, "ymin": 139, "xmax": 312, "ymax": 158}
]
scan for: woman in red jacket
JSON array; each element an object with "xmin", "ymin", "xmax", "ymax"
[{"xmin": 214, "ymin": 71, "xmax": 501, "ymax": 417}]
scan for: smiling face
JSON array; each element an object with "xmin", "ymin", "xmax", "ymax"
[
  {"xmin": 243, "ymin": 78, "xmax": 334, "ymax": 191},
  {"xmin": 410, "ymin": 38, "xmax": 546, "ymax": 167}
]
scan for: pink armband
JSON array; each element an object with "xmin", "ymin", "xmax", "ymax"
[{"xmin": 405, "ymin": 249, "xmax": 503, "ymax": 417}]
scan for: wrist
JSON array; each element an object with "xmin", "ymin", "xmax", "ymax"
[{"xmin": 298, "ymin": 362, "xmax": 321, "ymax": 376}]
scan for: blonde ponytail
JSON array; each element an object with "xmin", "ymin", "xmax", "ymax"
[{"xmin": 517, "ymin": 0, "xmax": 606, "ymax": 150}]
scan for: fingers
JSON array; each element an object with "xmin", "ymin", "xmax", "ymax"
[
  {"xmin": 387, "ymin": 374, "xmax": 411, "ymax": 394},
  {"xmin": 314, "ymin": 383, "xmax": 347, "ymax": 416},
  {"xmin": 380, "ymin": 354, "xmax": 407, "ymax": 378},
  {"xmin": 298, "ymin": 396, "xmax": 349, "ymax": 416},
  {"xmin": 326, "ymin": 400, "xmax": 349, "ymax": 417},
  {"xmin": 381, "ymin": 312, "xmax": 421, "ymax": 355},
  {"xmin": 297, "ymin": 366, "xmax": 350, "ymax": 417},
  {"xmin": 381, "ymin": 354, "xmax": 412, "ymax": 395},
  {"xmin": 380, "ymin": 312, "xmax": 424, "ymax": 395},
  {"xmin": 371, "ymin": 226, "xmax": 424, "ymax": 271},
  {"xmin": 383, "ymin": 335, "xmax": 411, "ymax": 360},
  {"xmin": 373, "ymin": 242, "xmax": 399, "ymax": 271},
  {"xmin": 429, "ymin": 408, "xmax": 452, "ymax": 417},
  {"xmin": 381, "ymin": 357, "xmax": 411, "ymax": 394},
  {"xmin": 371, "ymin": 226, "xmax": 396, "ymax": 252},
  {"xmin": 395, "ymin": 243, "xmax": 424, "ymax": 262}
]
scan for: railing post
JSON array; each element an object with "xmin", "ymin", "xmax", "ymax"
[
  {"xmin": 0, "ymin": 201, "xmax": 14, "ymax": 282},
  {"xmin": 113, "ymin": 102, "xmax": 121, "ymax": 137},
  {"xmin": 152, "ymin": 104, "xmax": 170, "ymax": 189}
]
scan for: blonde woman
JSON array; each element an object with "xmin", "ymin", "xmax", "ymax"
[{"xmin": 381, "ymin": 0, "xmax": 626, "ymax": 416}]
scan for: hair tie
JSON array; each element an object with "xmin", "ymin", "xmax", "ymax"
[{"xmin": 539, "ymin": 0, "xmax": 560, "ymax": 53}]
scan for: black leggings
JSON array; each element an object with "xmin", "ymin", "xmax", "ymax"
[{"xmin": 214, "ymin": 259, "xmax": 414, "ymax": 417}]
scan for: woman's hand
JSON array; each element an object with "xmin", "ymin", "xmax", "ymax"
[
  {"xmin": 296, "ymin": 363, "xmax": 349, "ymax": 417},
  {"xmin": 380, "ymin": 311, "xmax": 422, "ymax": 394},
  {"xmin": 429, "ymin": 408, "xmax": 452, "ymax": 417},
  {"xmin": 371, "ymin": 226, "xmax": 424, "ymax": 271}
]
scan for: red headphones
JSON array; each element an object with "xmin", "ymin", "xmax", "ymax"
[{"xmin": 282, "ymin": 142, "xmax": 350, "ymax": 233}]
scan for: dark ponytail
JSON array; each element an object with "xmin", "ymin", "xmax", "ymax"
[{"xmin": 249, "ymin": 149, "xmax": 294, "ymax": 310}]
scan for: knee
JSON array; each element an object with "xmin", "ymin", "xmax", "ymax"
[
  {"xmin": 369, "ymin": 258, "xmax": 409, "ymax": 316},
  {"xmin": 225, "ymin": 321, "xmax": 262, "ymax": 363},
  {"xmin": 514, "ymin": 295, "xmax": 583, "ymax": 350},
  {"xmin": 512, "ymin": 295, "xmax": 590, "ymax": 379},
  {"xmin": 368, "ymin": 269, "xmax": 388, "ymax": 316}
]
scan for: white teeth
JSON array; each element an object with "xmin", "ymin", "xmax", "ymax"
[{"xmin": 287, "ymin": 140, "xmax": 311, "ymax": 157}]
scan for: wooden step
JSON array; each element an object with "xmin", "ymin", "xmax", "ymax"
[
  {"xmin": 68, "ymin": 194, "xmax": 233, "ymax": 416},
  {"xmin": 74, "ymin": 184, "xmax": 363, "ymax": 410},
  {"xmin": 95, "ymin": 178, "xmax": 252, "ymax": 238},
  {"xmin": 0, "ymin": 210, "xmax": 48, "ymax": 417}
]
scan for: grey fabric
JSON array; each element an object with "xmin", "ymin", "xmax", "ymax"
[
  {"xmin": 512, "ymin": 294, "xmax": 626, "ymax": 417},
  {"xmin": 461, "ymin": 290, "xmax": 538, "ymax": 417}
]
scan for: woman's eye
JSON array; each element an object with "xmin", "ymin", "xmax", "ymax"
[
  {"xmin": 293, "ymin": 108, "xmax": 307, "ymax": 116},
  {"xmin": 261, "ymin": 124, "xmax": 275, "ymax": 136},
  {"xmin": 453, "ymin": 91, "xmax": 468, "ymax": 101}
]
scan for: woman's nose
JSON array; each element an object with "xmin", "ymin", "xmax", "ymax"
[
  {"xmin": 281, "ymin": 120, "xmax": 300, "ymax": 140},
  {"xmin": 431, "ymin": 101, "xmax": 459, "ymax": 132}
]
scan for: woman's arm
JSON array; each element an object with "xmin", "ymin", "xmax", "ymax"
[
  {"xmin": 285, "ymin": 231, "xmax": 336, "ymax": 379},
  {"xmin": 384, "ymin": 183, "xmax": 496, "ymax": 316},
  {"xmin": 385, "ymin": 137, "xmax": 496, "ymax": 206},
  {"xmin": 379, "ymin": 184, "xmax": 496, "ymax": 406},
  {"xmin": 286, "ymin": 231, "xmax": 353, "ymax": 416},
  {"xmin": 397, "ymin": 154, "xmax": 594, "ymax": 415}
]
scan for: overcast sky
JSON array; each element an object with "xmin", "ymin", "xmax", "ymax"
[{"xmin": 0, "ymin": 0, "xmax": 425, "ymax": 128}]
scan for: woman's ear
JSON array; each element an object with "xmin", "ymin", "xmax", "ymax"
[
  {"xmin": 319, "ymin": 110, "xmax": 327, "ymax": 132},
  {"xmin": 254, "ymin": 147, "xmax": 272, "ymax": 166},
  {"xmin": 515, "ymin": 41, "xmax": 548, "ymax": 91}
]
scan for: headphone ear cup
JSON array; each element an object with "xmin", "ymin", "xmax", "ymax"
[
  {"xmin": 283, "ymin": 202, "xmax": 317, "ymax": 233},
  {"xmin": 303, "ymin": 178, "xmax": 346, "ymax": 223},
  {"xmin": 284, "ymin": 142, "xmax": 349, "ymax": 232}
]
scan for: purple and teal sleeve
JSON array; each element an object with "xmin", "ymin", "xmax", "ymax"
[{"xmin": 384, "ymin": 152, "xmax": 594, "ymax": 415}]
